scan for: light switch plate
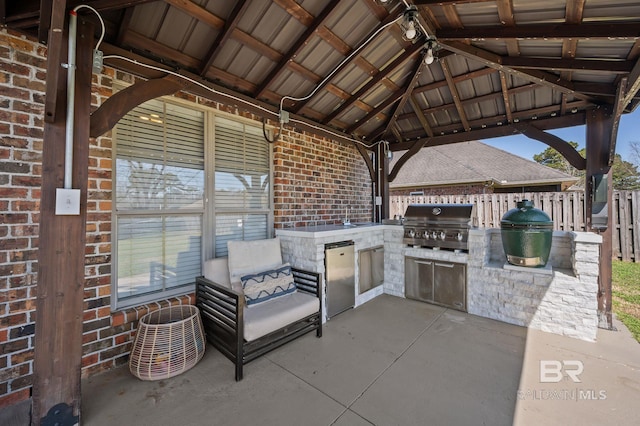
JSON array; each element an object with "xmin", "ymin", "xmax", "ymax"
[
  {"xmin": 55, "ymin": 188, "xmax": 81, "ymax": 215},
  {"xmin": 375, "ymin": 196, "xmax": 383, "ymax": 205}
]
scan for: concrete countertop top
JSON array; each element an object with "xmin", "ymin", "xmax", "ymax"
[{"xmin": 276, "ymin": 223, "xmax": 400, "ymax": 238}]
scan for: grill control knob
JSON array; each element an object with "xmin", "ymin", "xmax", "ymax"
[
  {"xmin": 408, "ymin": 229, "xmax": 415, "ymax": 238},
  {"xmin": 431, "ymin": 231, "xmax": 438, "ymax": 239},
  {"xmin": 423, "ymin": 230, "xmax": 430, "ymax": 239},
  {"xmin": 439, "ymin": 231, "xmax": 446, "ymax": 240},
  {"xmin": 456, "ymin": 232, "xmax": 463, "ymax": 241}
]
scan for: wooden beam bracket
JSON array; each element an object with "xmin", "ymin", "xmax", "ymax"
[
  {"xmin": 513, "ymin": 122, "xmax": 586, "ymax": 170},
  {"xmin": 89, "ymin": 75, "xmax": 191, "ymax": 138}
]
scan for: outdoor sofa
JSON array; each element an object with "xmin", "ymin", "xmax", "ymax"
[{"xmin": 196, "ymin": 237, "xmax": 322, "ymax": 380}]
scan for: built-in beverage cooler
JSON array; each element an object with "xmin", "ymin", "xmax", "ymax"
[{"xmin": 325, "ymin": 241, "xmax": 355, "ymax": 318}]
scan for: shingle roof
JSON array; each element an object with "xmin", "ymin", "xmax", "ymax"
[{"xmin": 389, "ymin": 141, "xmax": 578, "ymax": 189}]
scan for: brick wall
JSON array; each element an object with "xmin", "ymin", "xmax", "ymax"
[
  {"xmin": 0, "ymin": 28, "xmax": 45, "ymax": 408},
  {"xmin": 274, "ymin": 129, "xmax": 372, "ymax": 228},
  {"xmin": 0, "ymin": 28, "xmax": 373, "ymax": 408}
]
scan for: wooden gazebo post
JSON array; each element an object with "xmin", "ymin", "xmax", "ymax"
[
  {"xmin": 585, "ymin": 105, "xmax": 616, "ymax": 330},
  {"xmin": 31, "ymin": 13, "xmax": 93, "ymax": 425}
]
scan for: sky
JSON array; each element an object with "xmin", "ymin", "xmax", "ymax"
[{"xmin": 481, "ymin": 107, "xmax": 640, "ymax": 163}]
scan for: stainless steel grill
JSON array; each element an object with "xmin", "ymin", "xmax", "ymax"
[{"xmin": 402, "ymin": 204, "xmax": 476, "ymax": 252}]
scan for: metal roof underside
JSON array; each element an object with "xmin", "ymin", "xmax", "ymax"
[{"xmin": 4, "ymin": 0, "xmax": 640, "ymax": 153}]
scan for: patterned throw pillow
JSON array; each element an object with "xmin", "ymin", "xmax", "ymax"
[{"xmin": 241, "ymin": 264, "xmax": 297, "ymax": 306}]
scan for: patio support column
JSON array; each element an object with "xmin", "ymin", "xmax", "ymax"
[
  {"xmin": 585, "ymin": 105, "xmax": 614, "ymax": 330},
  {"xmin": 375, "ymin": 142, "xmax": 390, "ymax": 221},
  {"xmin": 32, "ymin": 17, "xmax": 93, "ymax": 424}
]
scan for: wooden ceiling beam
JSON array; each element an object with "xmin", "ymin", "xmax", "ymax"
[
  {"xmin": 5, "ymin": 0, "xmax": 153, "ymax": 32},
  {"xmin": 409, "ymin": 96, "xmax": 435, "ymax": 138},
  {"xmin": 164, "ymin": 0, "xmax": 224, "ymax": 28},
  {"xmin": 198, "ymin": 0, "xmax": 250, "ymax": 77},
  {"xmin": 275, "ymin": 0, "xmax": 405, "ymax": 104},
  {"xmin": 101, "ymin": 43, "xmax": 365, "ymax": 148},
  {"xmin": 501, "ymin": 57, "xmax": 633, "ymax": 74},
  {"xmin": 398, "ymin": 100, "xmax": 590, "ymax": 139},
  {"xmin": 123, "ymin": 30, "xmax": 201, "ymax": 69},
  {"xmin": 439, "ymin": 40, "xmax": 596, "ymax": 101},
  {"xmin": 413, "ymin": 66, "xmax": 495, "ymax": 94},
  {"xmin": 255, "ymin": 0, "xmax": 341, "ymax": 98},
  {"xmin": 322, "ymin": 42, "xmax": 423, "ymax": 124},
  {"xmin": 398, "ymin": 82, "xmax": 538, "ymax": 122},
  {"xmin": 496, "ymin": 0, "xmax": 519, "ymax": 57},
  {"xmin": 390, "ymin": 112, "xmax": 587, "ymax": 151},
  {"xmin": 382, "ymin": 57, "xmax": 426, "ymax": 138},
  {"xmin": 441, "ymin": 4, "xmax": 464, "ymax": 29},
  {"xmin": 499, "ymin": 71, "xmax": 514, "ymax": 124},
  {"xmin": 291, "ymin": 11, "xmax": 404, "ymax": 114},
  {"xmin": 436, "ymin": 22, "xmax": 640, "ymax": 40},
  {"xmin": 561, "ymin": 0, "xmax": 584, "ymax": 80},
  {"xmin": 440, "ymin": 57, "xmax": 471, "ymax": 131},
  {"xmin": 346, "ymin": 84, "xmax": 408, "ymax": 133}
]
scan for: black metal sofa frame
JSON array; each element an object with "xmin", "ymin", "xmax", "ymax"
[{"xmin": 196, "ymin": 267, "xmax": 322, "ymax": 381}]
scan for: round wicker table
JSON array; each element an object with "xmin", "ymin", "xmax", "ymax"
[{"xmin": 129, "ymin": 305, "xmax": 205, "ymax": 381}]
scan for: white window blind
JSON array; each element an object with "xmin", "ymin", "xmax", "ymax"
[
  {"xmin": 214, "ymin": 117, "xmax": 270, "ymax": 257},
  {"xmin": 114, "ymin": 99, "xmax": 205, "ymax": 307},
  {"xmin": 113, "ymin": 97, "xmax": 273, "ymax": 308}
]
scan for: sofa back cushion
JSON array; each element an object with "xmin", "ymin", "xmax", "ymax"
[
  {"xmin": 241, "ymin": 263, "xmax": 296, "ymax": 306},
  {"xmin": 227, "ymin": 237, "xmax": 283, "ymax": 284},
  {"xmin": 203, "ymin": 257, "xmax": 231, "ymax": 287}
]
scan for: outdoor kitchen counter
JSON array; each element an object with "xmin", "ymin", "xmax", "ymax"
[
  {"xmin": 275, "ymin": 222, "xmax": 386, "ymax": 238},
  {"xmin": 276, "ymin": 224, "xmax": 399, "ymax": 321}
]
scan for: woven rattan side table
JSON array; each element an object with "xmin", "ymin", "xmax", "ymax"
[{"xmin": 129, "ymin": 305, "xmax": 205, "ymax": 381}]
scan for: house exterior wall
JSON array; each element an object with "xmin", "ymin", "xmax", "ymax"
[{"xmin": 0, "ymin": 29, "xmax": 373, "ymax": 408}]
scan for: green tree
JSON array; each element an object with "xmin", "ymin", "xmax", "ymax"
[
  {"xmin": 533, "ymin": 141, "xmax": 585, "ymax": 187},
  {"xmin": 533, "ymin": 142, "xmax": 640, "ymax": 190},
  {"xmin": 612, "ymin": 154, "xmax": 640, "ymax": 190}
]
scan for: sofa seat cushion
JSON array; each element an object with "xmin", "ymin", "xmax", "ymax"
[
  {"xmin": 241, "ymin": 264, "xmax": 296, "ymax": 306},
  {"xmin": 243, "ymin": 292, "xmax": 320, "ymax": 342}
]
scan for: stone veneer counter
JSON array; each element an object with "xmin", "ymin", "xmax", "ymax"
[
  {"xmin": 277, "ymin": 225, "xmax": 602, "ymax": 342},
  {"xmin": 276, "ymin": 224, "xmax": 390, "ymax": 322}
]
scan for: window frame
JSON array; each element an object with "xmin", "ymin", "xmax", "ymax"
[{"xmin": 111, "ymin": 90, "xmax": 273, "ymax": 311}]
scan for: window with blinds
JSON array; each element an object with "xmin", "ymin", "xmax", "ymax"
[
  {"xmin": 114, "ymin": 99, "xmax": 205, "ymax": 309},
  {"xmin": 214, "ymin": 117, "xmax": 271, "ymax": 257},
  {"xmin": 113, "ymin": 96, "xmax": 272, "ymax": 309}
]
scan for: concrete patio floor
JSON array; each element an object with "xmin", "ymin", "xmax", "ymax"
[{"xmin": 82, "ymin": 295, "xmax": 640, "ymax": 425}]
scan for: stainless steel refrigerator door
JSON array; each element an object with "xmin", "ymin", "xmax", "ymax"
[{"xmin": 325, "ymin": 244, "xmax": 355, "ymax": 318}]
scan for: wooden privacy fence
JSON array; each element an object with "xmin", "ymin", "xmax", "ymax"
[{"xmin": 390, "ymin": 191, "xmax": 640, "ymax": 262}]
